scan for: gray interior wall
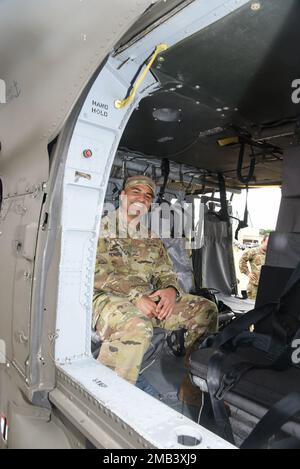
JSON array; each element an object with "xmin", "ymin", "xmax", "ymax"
[
  {"xmin": 276, "ymin": 147, "xmax": 300, "ymax": 233},
  {"xmin": 266, "ymin": 148, "xmax": 300, "ymax": 269}
]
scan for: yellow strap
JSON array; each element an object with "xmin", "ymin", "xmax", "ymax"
[
  {"xmin": 114, "ymin": 43, "xmax": 168, "ymax": 109},
  {"xmin": 217, "ymin": 136, "xmax": 239, "ymax": 147}
]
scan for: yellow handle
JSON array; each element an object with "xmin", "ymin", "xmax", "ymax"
[{"xmin": 114, "ymin": 43, "xmax": 168, "ymax": 109}]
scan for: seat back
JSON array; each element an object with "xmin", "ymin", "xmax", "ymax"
[
  {"xmin": 255, "ymin": 231, "xmax": 300, "ymax": 335},
  {"xmin": 254, "ymin": 265, "xmax": 294, "ymax": 335},
  {"xmin": 162, "ymin": 237, "xmax": 194, "ymax": 293}
]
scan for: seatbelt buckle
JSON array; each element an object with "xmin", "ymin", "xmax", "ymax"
[{"xmin": 215, "ymin": 373, "xmax": 237, "ymax": 400}]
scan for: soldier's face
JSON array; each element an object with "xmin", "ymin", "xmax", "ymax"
[{"xmin": 121, "ymin": 184, "xmax": 153, "ymax": 218}]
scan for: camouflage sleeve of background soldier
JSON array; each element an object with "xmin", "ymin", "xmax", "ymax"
[
  {"xmin": 239, "ymin": 249, "xmax": 253, "ymax": 276},
  {"xmin": 94, "ymin": 237, "xmax": 146, "ymax": 304},
  {"xmin": 153, "ymin": 240, "xmax": 181, "ymax": 297}
]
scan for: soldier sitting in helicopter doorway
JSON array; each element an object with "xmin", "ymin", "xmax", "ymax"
[{"xmin": 92, "ymin": 175, "xmax": 218, "ymax": 386}]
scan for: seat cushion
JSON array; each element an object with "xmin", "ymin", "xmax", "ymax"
[{"xmin": 190, "ymin": 347, "xmax": 300, "ymax": 424}]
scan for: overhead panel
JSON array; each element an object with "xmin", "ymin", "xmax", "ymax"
[{"xmin": 120, "ymin": 0, "xmax": 300, "ymax": 185}]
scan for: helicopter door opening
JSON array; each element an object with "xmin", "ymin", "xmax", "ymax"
[{"xmin": 50, "ymin": 0, "xmax": 246, "ymax": 450}]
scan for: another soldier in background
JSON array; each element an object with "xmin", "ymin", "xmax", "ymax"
[
  {"xmin": 93, "ymin": 175, "xmax": 218, "ymax": 385},
  {"xmin": 239, "ymin": 235, "xmax": 269, "ymax": 300}
]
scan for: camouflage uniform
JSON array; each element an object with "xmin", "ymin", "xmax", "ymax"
[
  {"xmin": 93, "ymin": 209, "xmax": 218, "ymax": 384},
  {"xmin": 239, "ymin": 247, "xmax": 266, "ymax": 300}
]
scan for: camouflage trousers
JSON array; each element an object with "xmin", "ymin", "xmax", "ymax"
[
  {"xmin": 93, "ymin": 294, "xmax": 218, "ymax": 384},
  {"xmin": 247, "ymin": 283, "xmax": 258, "ymax": 300}
]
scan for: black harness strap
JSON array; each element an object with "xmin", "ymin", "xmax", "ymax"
[
  {"xmin": 201, "ymin": 302, "xmax": 276, "ymax": 351},
  {"xmin": 235, "ymin": 187, "xmax": 249, "ymax": 240},
  {"xmin": 237, "ymin": 141, "xmax": 256, "ymax": 185},
  {"xmin": 218, "ymin": 173, "xmax": 229, "ymax": 223},
  {"xmin": 241, "ymin": 393, "xmax": 300, "ymax": 449},
  {"xmin": 157, "ymin": 159, "xmax": 170, "ymax": 204},
  {"xmin": 206, "ymin": 349, "xmax": 235, "ymax": 443}
]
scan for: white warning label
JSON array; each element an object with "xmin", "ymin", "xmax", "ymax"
[{"xmin": 91, "ymin": 100, "xmax": 109, "ymax": 118}]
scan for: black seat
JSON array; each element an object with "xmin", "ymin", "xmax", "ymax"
[
  {"xmin": 190, "ymin": 346, "xmax": 300, "ymax": 423},
  {"xmin": 189, "ymin": 262, "xmax": 300, "ymax": 447}
]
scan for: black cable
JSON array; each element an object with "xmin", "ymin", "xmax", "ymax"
[
  {"xmin": 235, "ymin": 186, "xmax": 249, "ymax": 240},
  {"xmin": 260, "ymin": 116, "xmax": 299, "ymax": 130},
  {"xmin": 157, "ymin": 158, "xmax": 170, "ymax": 204},
  {"xmin": 218, "ymin": 173, "xmax": 230, "ymax": 223}
]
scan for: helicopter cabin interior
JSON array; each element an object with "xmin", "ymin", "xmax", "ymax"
[
  {"xmin": 2, "ymin": 0, "xmax": 300, "ymax": 450},
  {"xmin": 89, "ymin": 0, "xmax": 300, "ymax": 448}
]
